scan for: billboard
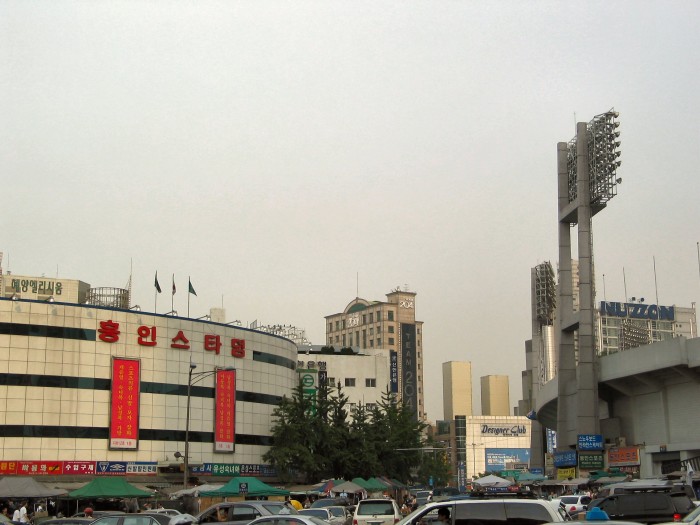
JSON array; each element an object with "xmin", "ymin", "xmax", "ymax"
[
  {"xmin": 485, "ymin": 448, "xmax": 531, "ymax": 471},
  {"xmin": 109, "ymin": 358, "xmax": 140, "ymax": 450},
  {"xmin": 400, "ymin": 324, "xmax": 418, "ymax": 419}
]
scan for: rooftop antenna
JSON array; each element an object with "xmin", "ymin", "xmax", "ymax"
[
  {"xmin": 623, "ymin": 267, "xmax": 628, "ymax": 303},
  {"xmin": 356, "ymin": 272, "xmax": 359, "ymax": 299}
]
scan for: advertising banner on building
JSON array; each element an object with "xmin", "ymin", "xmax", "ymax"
[
  {"xmin": 109, "ymin": 358, "xmax": 140, "ymax": 450},
  {"xmin": 215, "ymin": 369, "xmax": 236, "ymax": 452},
  {"xmin": 608, "ymin": 447, "xmax": 640, "ymax": 467},
  {"xmin": 390, "ymin": 351, "xmax": 399, "ymax": 393},
  {"xmin": 578, "ymin": 434, "xmax": 604, "ymax": 451},
  {"xmin": 400, "ymin": 324, "xmax": 417, "ymax": 419},
  {"xmin": 16, "ymin": 461, "xmax": 63, "ymax": 475},
  {"xmin": 553, "ymin": 450, "xmax": 577, "ymax": 467},
  {"xmin": 485, "ymin": 448, "xmax": 531, "ymax": 471},
  {"xmin": 557, "ymin": 467, "xmax": 576, "ymax": 480}
]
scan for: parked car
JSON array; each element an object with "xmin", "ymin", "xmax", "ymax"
[
  {"xmin": 590, "ymin": 491, "xmax": 696, "ymax": 524},
  {"xmin": 550, "ymin": 495, "xmax": 592, "ymax": 516},
  {"xmin": 397, "ymin": 493, "xmax": 565, "ymax": 525},
  {"xmin": 413, "ymin": 492, "xmax": 432, "ymax": 509},
  {"xmin": 312, "ymin": 500, "xmax": 351, "ymax": 509},
  {"xmin": 657, "ymin": 502, "xmax": 700, "ymax": 525},
  {"xmin": 89, "ymin": 515, "xmax": 168, "ymax": 525},
  {"xmin": 247, "ymin": 515, "xmax": 329, "ymax": 525},
  {"xmin": 138, "ymin": 514, "xmax": 176, "ymax": 525},
  {"xmin": 72, "ymin": 513, "xmax": 125, "ymax": 519},
  {"xmin": 353, "ymin": 499, "xmax": 401, "ymax": 525},
  {"xmin": 326, "ymin": 507, "xmax": 353, "ymax": 525},
  {"xmin": 430, "ymin": 489, "xmax": 460, "ymax": 503},
  {"xmin": 299, "ymin": 509, "xmax": 344, "ymax": 525},
  {"xmin": 195, "ymin": 501, "xmax": 297, "ymax": 525}
]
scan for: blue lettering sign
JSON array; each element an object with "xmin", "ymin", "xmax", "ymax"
[
  {"xmin": 600, "ymin": 301, "xmax": 675, "ymax": 321},
  {"xmin": 578, "ymin": 434, "xmax": 604, "ymax": 451},
  {"xmin": 553, "ymin": 450, "xmax": 577, "ymax": 467}
]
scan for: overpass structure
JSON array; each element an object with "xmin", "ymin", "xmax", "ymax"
[{"xmin": 535, "ymin": 336, "xmax": 700, "ymax": 476}]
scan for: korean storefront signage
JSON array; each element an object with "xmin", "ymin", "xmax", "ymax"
[
  {"xmin": 578, "ymin": 453, "xmax": 605, "ymax": 469},
  {"xmin": 215, "ymin": 369, "xmax": 236, "ymax": 452},
  {"xmin": 578, "ymin": 434, "xmax": 604, "ymax": 451},
  {"xmin": 608, "ymin": 446, "xmax": 640, "ymax": 467},
  {"xmin": 557, "ymin": 467, "xmax": 576, "ymax": 480},
  {"xmin": 553, "ymin": 450, "xmax": 577, "ymax": 467},
  {"xmin": 110, "ymin": 358, "xmax": 140, "ymax": 450}
]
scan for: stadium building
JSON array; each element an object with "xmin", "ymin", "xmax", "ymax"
[{"xmin": 0, "ymin": 271, "xmax": 297, "ymax": 485}]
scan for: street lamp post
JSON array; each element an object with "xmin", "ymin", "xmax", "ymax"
[
  {"xmin": 183, "ymin": 361, "xmax": 236, "ymax": 489},
  {"xmin": 471, "ymin": 442, "xmax": 483, "ymax": 480}
]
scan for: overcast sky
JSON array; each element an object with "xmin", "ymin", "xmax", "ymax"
[{"xmin": 2, "ymin": 1, "xmax": 699, "ymax": 422}]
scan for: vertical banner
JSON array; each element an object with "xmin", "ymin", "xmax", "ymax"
[
  {"xmin": 215, "ymin": 369, "xmax": 236, "ymax": 452},
  {"xmin": 110, "ymin": 358, "xmax": 140, "ymax": 450},
  {"xmin": 400, "ymin": 323, "xmax": 418, "ymax": 420},
  {"xmin": 390, "ymin": 351, "xmax": 399, "ymax": 393}
]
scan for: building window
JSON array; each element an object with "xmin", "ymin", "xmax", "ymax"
[
  {"xmin": 342, "ymin": 320, "xmax": 346, "ymax": 329},
  {"xmin": 336, "ymin": 321, "xmax": 340, "ymax": 330},
  {"xmin": 369, "ymin": 313, "xmax": 374, "ymax": 323},
  {"xmin": 328, "ymin": 377, "xmax": 336, "ymax": 387},
  {"xmin": 342, "ymin": 334, "xmax": 346, "ymax": 346},
  {"xmin": 377, "ymin": 311, "xmax": 382, "ymax": 321},
  {"xmin": 377, "ymin": 337, "xmax": 381, "ymax": 346},
  {"xmin": 362, "ymin": 314, "xmax": 366, "ymax": 324},
  {"xmin": 366, "ymin": 378, "xmax": 376, "ymax": 387},
  {"xmin": 388, "ymin": 326, "xmax": 395, "ymax": 333},
  {"xmin": 369, "ymin": 327, "xmax": 374, "ymax": 335},
  {"xmin": 355, "ymin": 331, "xmax": 360, "ymax": 346},
  {"xmin": 345, "ymin": 378, "xmax": 356, "ymax": 387},
  {"xmin": 389, "ymin": 337, "xmax": 395, "ymax": 345},
  {"xmin": 370, "ymin": 339, "xmax": 374, "ymax": 347},
  {"xmin": 335, "ymin": 335, "xmax": 339, "ymax": 343},
  {"xmin": 388, "ymin": 310, "xmax": 394, "ymax": 321},
  {"xmin": 418, "ymin": 328, "xmax": 421, "ymax": 334},
  {"xmin": 328, "ymin": 323, "xmax": 332, "ymax": 333},
  {"xmin": 366, "ymin": 403, "xmax": 376, "ymax": 410}
]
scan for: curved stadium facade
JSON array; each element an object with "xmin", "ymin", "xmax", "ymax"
[{"xmin": 0, "ymin": 289, "xmax": 297, "ymax": 484}]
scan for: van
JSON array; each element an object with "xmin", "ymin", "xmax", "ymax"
[
  {"xmin": 353, "ymin": 499, "xmax": 401, "ymax": 525},
  {"xmin": 591, "ymin": 491, "xmax": 695, "ymax": 524},
  {"xmin": 431, "ymin": 488, "xmax": 460, "ymax": 503}
]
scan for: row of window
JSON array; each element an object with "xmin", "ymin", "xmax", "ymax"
[
  {"xmin": 330, "ymin": 310, "xmax": 396, "ymax": 332},
  {"xmin": 327, "ymin": 377, "xmax": 376, "ymax": 388}
]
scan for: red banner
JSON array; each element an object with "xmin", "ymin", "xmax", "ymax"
[
  {"xmin": 17, "ymin": 461, "xmax": 63, "ymax": 475},
  {"xmin": 215, "ymin": 369, "xmax": 236, "ymax": 452},
  {"xmin": 63, "ymin": 461, "xmax": 96, "ymax": 475},
  {"xmin": 110, "ymin": 358, "xmax": 140, "ymax": 450},
  {"xmin": 0, "ymin": 461, "xmax": 18, "ymax": 475}
]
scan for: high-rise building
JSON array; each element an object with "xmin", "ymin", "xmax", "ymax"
[
  {"xmin": 324, "ymin": 288, "xmax": 425, "ymax": 420},
  {"xmin": 442, "ymin": 361, "xmax": 473, "ymax": 421},
  {"xmin": 480, "ymin": 375, "xmax": 510, "ymax": 416}
]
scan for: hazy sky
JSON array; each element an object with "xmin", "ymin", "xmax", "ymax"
[{"xmin": 2, "ymin": 1, "xmax": 699, "ymax": 422}]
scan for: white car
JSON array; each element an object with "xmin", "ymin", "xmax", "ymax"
[
  {"xmin": 353, "ymin": 499, "xmax": 402, "ymax": 525},
  {"xmin": 550, "ymin": 495, "xmax": 591, "ymax": 516}
]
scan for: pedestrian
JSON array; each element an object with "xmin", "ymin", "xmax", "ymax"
[
  {"xmin": 84, "ymin": 508, "xmax": 94, "ymax": 519},
  {"xmin": 437, "ymin": 508, "xmax": 450, "ymax": 524},
  {"xmin": 19, "ymin": 502, "xmax": 28, "ymax": 523}
]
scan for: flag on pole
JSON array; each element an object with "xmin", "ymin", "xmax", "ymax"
[
  {"xmin": 172, "ymin": 274, "xmax": 176, "ymax": 295},
  {"xmin": 154, "ymin": 272, "xmax": 162, "ymax": 293},
  {"xmin": 188, "ymin": 278, "xmax": 197, "ymax": 296}
]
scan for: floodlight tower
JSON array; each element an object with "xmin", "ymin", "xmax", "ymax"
[{"xmin": 555, "ymin": 110, "xmax": 622, "ymax": 450}]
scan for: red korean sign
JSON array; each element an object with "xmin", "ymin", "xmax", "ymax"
[
  {"xmin": 0, "ymin": 461, "xmax": 18, "ymax": 475},
  {"xmin": 17, "ymin": 461, "xmax": 63, "ymax": 475},
  {"xmin": 63, "ymin": 461, "xmax": 96, "ymax": 475},
  {"xmin": 214, "ymin": 369, "xmax": 236, "ymax": 452},
  {"xmin": 110, "ymin": 358, "xmax": 140, "ymax": 450}
]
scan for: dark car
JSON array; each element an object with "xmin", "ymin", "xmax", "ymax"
[
  {"xmin": 41, "ymin": 519, "xmax": 96, "ymax": 525},
  {"xmin": 590, "ymin": 491, "xmax": 696, "ymax": 524},
  {"xmin": 195, "ymin": 501, "xmax": 296, "ymax": 525},
  {"xmin": 90, "ymin": 515, "xmax": 168, "ymax": 525}
]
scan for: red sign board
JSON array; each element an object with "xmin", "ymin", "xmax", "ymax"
[
  {"xmin": 63, "ymin": 461, "xmax": 96, "ymax": 475},
  {"xmin": 110, "ymin": 358, "xmax": 140, "ymax": 450},
  {"xmin": 215, "ymin": 369, "xmax": 236, "ymax": 452},
  {"xmin": 0, "ymin": 462, "xmax": 18, "ymax": 475},
  {"xmin": 17, "ymin": 461, "xmax": 63, "ymax": 475}
]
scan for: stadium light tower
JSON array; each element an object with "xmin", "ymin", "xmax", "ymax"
[{"xmin": 555, "ymin": 109, "xmax": 622, "ymax": 452}]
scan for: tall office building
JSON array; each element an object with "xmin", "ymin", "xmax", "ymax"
[
  {"xmin": 325, "ymin": 288, "xmax": 425, "ymax": 420},
  {"xmin": 442, "ymin": 361, "xmax": 473, "ymax": 421},
  {"xmin": 480, "ymin": 375, "xmax": 510, "ymax": 416}
]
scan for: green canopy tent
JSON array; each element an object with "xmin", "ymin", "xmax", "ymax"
[
  {"xmin": 366, "ymin": 478, "xmax": 389, "ymax": 491},
  {"xmin": 351, "ymin": 478, "xmax": 372, "ymax": 490},
  {"xmin": 200, "ymin": 477, "xmax": 289, "ymax": 498},
  {"xmin": 68, "ymin": 477, "xmax": 154, "ymax": 499}
]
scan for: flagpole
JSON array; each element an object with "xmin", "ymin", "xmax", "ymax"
[
  {"xmin": 188, "ymin": 276, "xmax": 191, "ymax": 318},
  {"xmin": 172, "ymin": 274, "xmax": 175, "ymax": 313}
]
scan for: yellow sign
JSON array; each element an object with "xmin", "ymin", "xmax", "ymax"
[{"xmin": 557, "ymin": 467, "xmax": 576, "ymax": 480}]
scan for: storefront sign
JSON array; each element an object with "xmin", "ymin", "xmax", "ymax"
[
  {"xmin": 16, "ymin": 461, "xmax": 63, "ymax": 475},
  {"xmin": 578, "ymin": 434, "xmax": 604, "ymax": 451},
  {"xmin": 401, "ymin": 324, "xmax": 418, "ymax": 419},
  {"xmin": 553, "ymin": 450, "xmax": 577, "ymax": 467},
  {"xmin": 110, "ymin": 358, "xmax": 140, "ymax": 450},
  {"xmin": 486, "ymin": 448, "xmax": 531, "ymax": 470},
  {"xmin": 215, "ymin": 369, "xmax": 236, "ymax": 452},
  {"xmin": 608, "ymin": 447, "xmax": 640, "ymax": 467},
  {"xmin": 557, "ymin": 467, "xmax": 576, "ymax": 480},
  {"xmin": 578, "ymin": 453, "xmax": 604, "ymax": 469},
  {"xmin": 64, "ymin": 461, "xmax": 96, "ymax": 474}
]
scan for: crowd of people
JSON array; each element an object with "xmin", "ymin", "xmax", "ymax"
[{"xmin": 1, "ymin": 500, "xmax": 42, "ymax": 524}]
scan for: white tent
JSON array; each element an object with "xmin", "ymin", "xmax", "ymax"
[
  {"xmin": 473, "ymin": 475, "xmax": 513, "ymax": 488},
  {"xmin": 330, "ymin": 481, "xmax": 366, "ymax": 497}
]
